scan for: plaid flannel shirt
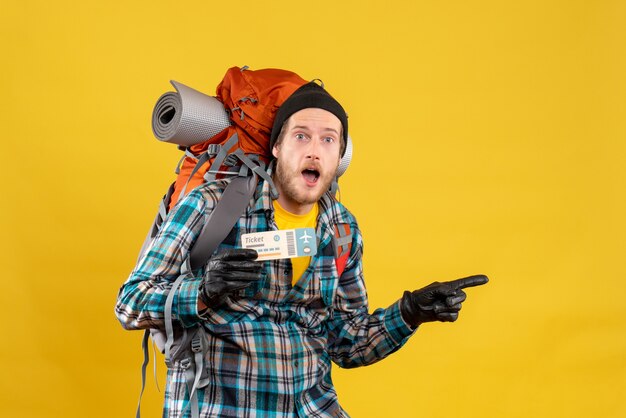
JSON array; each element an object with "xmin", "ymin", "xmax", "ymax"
[{"xmin": 116, "ymin": 178, "xmax": 414, "ymax": 418}]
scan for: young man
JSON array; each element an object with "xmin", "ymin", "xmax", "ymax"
[{"xmin": 116, "ymin": 82, "xmax": 488, "ymax": 417}]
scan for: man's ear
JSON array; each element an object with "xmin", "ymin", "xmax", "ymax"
[{"xmin": 272, "ymin": 145, "xmax": 280, "ymax": 159}]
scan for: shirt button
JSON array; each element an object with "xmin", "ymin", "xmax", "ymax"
[
  {"xmin": 284, "ymin": 270, "xmax": 289, "ymax": 275},
  {"xmin": 294, "ymin": 361, "xmax": 299, "ymax": 367}
]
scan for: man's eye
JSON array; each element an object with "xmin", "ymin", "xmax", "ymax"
[
  {"xmin": 295, "ymin": 133, "xmax": 306, "ymax": 140},
  {"xmin": 323, "ymin": 137, "xmax": 335, "ymax": 143}
]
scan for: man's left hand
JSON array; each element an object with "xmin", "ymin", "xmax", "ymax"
[{"xmin": 399, "ymin": 275, "xmax": 489, "ymax": 328}]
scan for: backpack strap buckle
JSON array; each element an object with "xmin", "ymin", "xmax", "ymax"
[
  {"xmin": 191, "ymin": 334, "xmax": 202, "ymax": 353},
  {"xmin": 207, "ymin": 143, "xmax": 221, "ymax": 156},
  {"xmin": 179, "ymin": 358, "xmax": 191, "ymax": 370},
  {"xmin": 223, "ymin": 154, "xmax": 239, "ymax": 167}
]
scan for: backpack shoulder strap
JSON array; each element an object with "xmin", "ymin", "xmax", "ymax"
[{"xmin": 188, "ymin": 175, "xmax": 258, "ymax": 271}]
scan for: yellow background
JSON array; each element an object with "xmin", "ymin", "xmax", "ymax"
[{"xmin": 2, "ymin": 1, "xmax": 625, "ymax": 417}]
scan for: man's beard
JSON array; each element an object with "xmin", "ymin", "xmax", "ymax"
[{"xmin": 273, "ymin": 158, "xmax": 336, "ymax": 206}]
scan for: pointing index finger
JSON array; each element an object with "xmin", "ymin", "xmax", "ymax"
[{"xmin": 447, "ymin": 275, "xmax": 489, "ymax": 290}]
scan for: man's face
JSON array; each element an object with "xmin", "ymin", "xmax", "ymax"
[{"xmin": 272, "ymin": 108, "xmax": 343, "ymax": 214}]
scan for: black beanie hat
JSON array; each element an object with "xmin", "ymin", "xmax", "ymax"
[{"xmin": 270, "ymin": 82, "xmax": 348, "ymax": 156}]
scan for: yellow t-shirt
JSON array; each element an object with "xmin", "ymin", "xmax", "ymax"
[{"xmin": 272, "ymin": 200, "xmax": 318, "ymax": 285}]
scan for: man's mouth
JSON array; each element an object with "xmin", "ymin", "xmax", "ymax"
[{"xmin": 301, "ymin": 168, "xmax": 320, "ymax": 186}]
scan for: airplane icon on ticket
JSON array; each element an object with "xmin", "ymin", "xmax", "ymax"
[{"xmin": 299, "ymin": 230, "xmax": 313, "ymax": 244}]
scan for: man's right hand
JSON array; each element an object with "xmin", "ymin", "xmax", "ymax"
[{"xmin": 199, "ymin": 249, "xmax": 263, "ymax": 309}]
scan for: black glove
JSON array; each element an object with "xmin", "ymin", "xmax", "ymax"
[
  {"xmin": 199, "ymin": 249, "xmax": 263, "ymax": 308},
  {"xmin": 400, "ymin": 275, "xmax": 488, "ymax": 327}
]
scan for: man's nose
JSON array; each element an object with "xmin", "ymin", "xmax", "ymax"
[{"xmin": 305, "ymin": 137, "xmax": 321, "ymax": 159}]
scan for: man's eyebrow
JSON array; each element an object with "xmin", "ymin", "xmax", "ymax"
[{"xmin": 291, "ymin": 125, "xmax": 340, "ymax": 134}]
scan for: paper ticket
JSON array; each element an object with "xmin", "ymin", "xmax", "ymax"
[{"xmin": 241, "ymin": 228, "xmax": 317, "ymax": 261}]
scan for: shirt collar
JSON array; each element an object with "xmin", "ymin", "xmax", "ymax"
[{"xmin": 250, "ymin": 177, "xmax": 275, "ymax": 214}]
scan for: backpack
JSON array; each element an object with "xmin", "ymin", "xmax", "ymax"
[{"xmin": 135, "ymin": 66, "xmax": 354, "ymax": 418}]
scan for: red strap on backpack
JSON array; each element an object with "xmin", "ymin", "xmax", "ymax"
[
  {"xmin": 334, "ymin": 223, "xmax": 352, "ymax": 277},
  {"xmin": 335, "ymin": 253, "xmax": 350, "ymax": 277}
]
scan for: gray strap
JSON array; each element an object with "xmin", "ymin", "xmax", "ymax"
[
  {"xmin": 157, "ymin": 198, "xmax": 168, "ymax": 224},
  {"xmin": 137, "ymin": 226, "xmax": 156, "ymax": 265},
  {"xmin": 204, "ymin": 133, "xmax": 240, "ymax": 182},
  {"xmin": 188, "ymin": 333, "xmax": 204, "ymax": 395},
  {"xmin": 152, "ymin": 340, "xmax": 161, "ymax": 393},
  {"xmin": 174, "ymin": 153, "xmax": 187, "ymax": 175},
  {"xmin": 335, "ymin": 234, "xmax": 352, "ymax": 248},
  {"xmin": 136, "ymin": 330, "xmax": 150, "ymax": 418},
  {"xmin": 137, "ymin": 182, "xmax": 176, "ymax": 263},
  {"xmin": 190, "ymin": 350, "xmax": 203, "ymax": 418},
  {"xmin": 232, "ymin": 149, "xmax": 278, "ymax": 199},
  {"xmin": 205, "ymin": 169, "xmax": 238, "ymax": 176},
  {"xmin": 182, "ymin": 365, "xmax": 200, "ymax": 418},
  {"xmin": 173, "ymin": 147, "xmax": 199, "ymax": 177},
  {"xmin": 330, "ymin": 178, "xmax": 339, "ymax": 196},
  {"xmin": 180, "ymin": 337, "xmax": 204, "ymax": 418},
  {"xmin": 176, "ymin": 146, "xmax": 204, "ymax": 175},
  {"xmin": 163, "ymin": 272, "xmax": 189, "ymax": 364},
  {"xmin": 184, "ymin": 147, "xmax": 198, "ymax": 161},
  {"xmin": 189, "ymin": 175, "xmax": 258, "ymax": 271},
  {"xmin": 156, "ymin": 182, "xmax": 177, "ymax": 235}
]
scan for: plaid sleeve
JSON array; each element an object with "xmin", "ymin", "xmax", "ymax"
[
  {"xmin": 115, "ymin": 188, "xmax": 209, "ymax": 330},
  {"xmin": 326, "ymin": 223, "xmax": 415, "ymax": 369}
]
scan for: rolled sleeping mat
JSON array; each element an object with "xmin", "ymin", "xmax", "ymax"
[{"xmin": 151, "ymin": 80, "xmax": 232, "ymax": 146}]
